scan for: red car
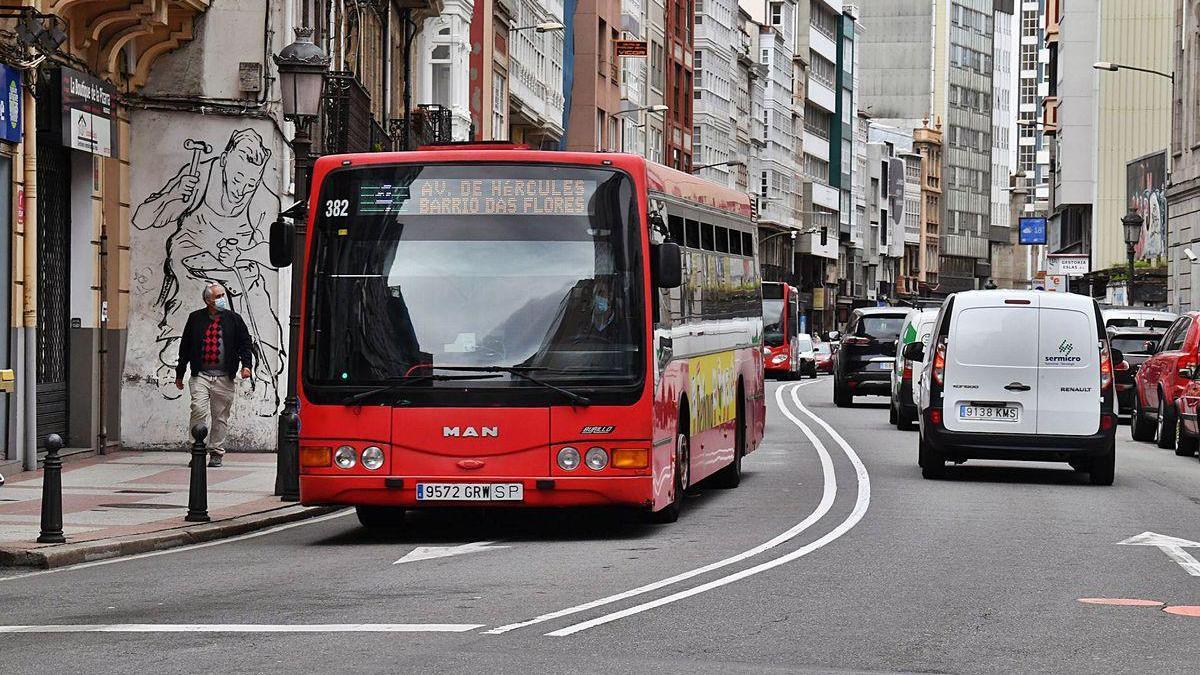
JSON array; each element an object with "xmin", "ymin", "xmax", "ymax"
[
  {"xmin": 814, "ymin": 341, "xmax": 833, "ymax": 374},
  {"xmin": 1175, "ymin": 374, "xmax": 1200, "ymax": 458},
  {"xmin": 1131, "ymin": 312, "xmax": 1200, "ymax": 448}
]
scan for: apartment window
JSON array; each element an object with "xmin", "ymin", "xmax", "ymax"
[
  {"xmin": 695, "ymin": 69, "xmax": 703, "ymax": 88},
  {"xmin": 694, "ymin": 50, "xmax": 702, "ymax": 70},
  {"xmin": 651, "ymin": 41, "xmax": 664, "ymax": 90},
  {"xmin": 597, "ymin": 110, "xmax": 605, "ymax": 149},
  {"xmin": 491, "ymin": 72, "xmax": 507, "ymax": 140},
  {"xmin": 695, "ymin": 0, "xmax": 704, "ymax": 12},
  {"xmin": 810, "ymin": 53, "xmax": 836, "ymax": 88},
  {"xmin": 761, "ymin": 48, "xmax": 769, "ymax": 65},
  {"xmin": 760, "ymin": 170, "xmax": 768, "ymax": 198},
  {"xmin": 430, "ymin": 44, "xmax": 451, "ymax": 106},
  {"xmin": 608, "ymin": 115, "xmax": 619, "ymax": 152},
  {"xmin": 770, "ymin": 2, "xmax": 782, "ymax": 26},
  {"xmin": 810, "ymin": 2, "xmax": 837, "ymax": 40}
]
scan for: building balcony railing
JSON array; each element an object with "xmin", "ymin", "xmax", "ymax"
[
  {"xmin": 389, "ymin": 104, "xmax": 454, "ymax": 150},
  {"xmin": 322, "ymin": 71, "xmax": 379, "ymax": 154}
]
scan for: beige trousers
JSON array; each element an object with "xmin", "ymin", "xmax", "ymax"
[{"xmin": 189, "ymin": 374, "xmax": 236, "ymax": 456}]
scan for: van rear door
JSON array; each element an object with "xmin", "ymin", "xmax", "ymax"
[
  {"xmin": 943, "ymin": 299, "xmax": 1040, "ymax": 435},
  {"xmin": 1036, "ymin": 303, "xmax": 1101, "ymax": 435}
]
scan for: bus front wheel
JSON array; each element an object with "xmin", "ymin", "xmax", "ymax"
[
  {"xmin": 355, "ymin": 505, "xmax": 406, "ymax": 532},
  {"xmin": 647, "ymin": 429, "xmax": 690, "ymax": 524}
]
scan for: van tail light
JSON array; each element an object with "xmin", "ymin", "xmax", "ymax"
[
  {"xmin": 1099, "ymin": 341, "xmax": 1113, "ymax": 393},
  {"xmin": 845, "ymin": 336, "xmax": 870, "ymax": 347},
  {"xmin": 932, "ymin": 340, "xmax": 947, "ymax": 387},
  {"xmin": 930, "ymin": 408, "xmax": 943, "ymax": 426},
  {"xmin": 902, "ymin": 361, "xmax": 912, "ymax": 380}
]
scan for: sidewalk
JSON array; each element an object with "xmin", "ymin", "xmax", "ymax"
[{"xmin": 0, "ymin": 451, "xmax": 337, "ymax": 569}]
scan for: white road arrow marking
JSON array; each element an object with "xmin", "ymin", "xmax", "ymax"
[
  {"xmin": 393, "ymin": 541, "xmax": 509, "ymax": 565},
  {"xmin": 1118, "ymin": 531, "xmax": 1200, "ymax": 576}
]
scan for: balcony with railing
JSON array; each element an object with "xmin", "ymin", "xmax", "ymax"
[{"xmin": 323, "ymin": 71, "xmax": 387, "ymax": 154}]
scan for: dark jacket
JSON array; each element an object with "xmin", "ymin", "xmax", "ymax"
[{"xmin": 176, "ymin": 308, "xmax": 254, "ymax": 380}]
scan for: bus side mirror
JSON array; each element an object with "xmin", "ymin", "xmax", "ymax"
[
  {"xmin": 828, "ymin": 330, "xmax": 840, "ymax": 341},
  {"xmin": 653, "ymin": 242, "xmax": 683, "ymax": 289},
  {"xmin": 902, "ymin": 341, "xmax": 925, "ymax": 362},
  {"xmin": 269, "ymin": 218, "xmax": 294, "ymax": 268}
]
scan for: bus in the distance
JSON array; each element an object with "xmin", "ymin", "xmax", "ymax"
[
  {"xmin": 762, "ymin": 281, "xmax": 807, "ymax": 378},
  {"xmin": 275, "ymin": 144, "xmax": 765, "ymax": 527}
]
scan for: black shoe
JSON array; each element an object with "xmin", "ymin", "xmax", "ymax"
[{"xmin": 207, "ymin": 455, "xmax": 222, "ymax": 468}]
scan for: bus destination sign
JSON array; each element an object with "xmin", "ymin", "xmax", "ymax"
[{"xmin": 359, "ymin": 178, "xmax": 594, "ymax": 216}]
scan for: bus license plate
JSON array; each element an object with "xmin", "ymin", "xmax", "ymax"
[
  {"xmin": 959, "ymin": 405, "xmax": 1020, "ymax": 422},
  {"xmin": 415, "ymin": 483, "xmax": 524, "ymax": 501}
]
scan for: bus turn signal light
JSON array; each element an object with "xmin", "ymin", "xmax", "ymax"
[
  {"xmin": 300, "ymin": 446, "xmax": 332, "ymax": 468},
  {"xmin": 612, "ymin": 448, "xmax": 649, "ymax": 469}
]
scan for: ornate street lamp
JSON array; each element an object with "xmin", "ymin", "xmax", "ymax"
[
  {"xmin": 273, "ymin": 28, "xmax": 330, "ymax": 501},
  {"xmin": 1122, "ymin": 208, "xmax": 1144, "ymax": 308}
]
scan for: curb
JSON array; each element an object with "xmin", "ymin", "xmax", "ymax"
[{"xmin": 0, "ymin": 505, "xmax": 343, "ymax": 569}]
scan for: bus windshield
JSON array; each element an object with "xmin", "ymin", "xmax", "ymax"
[
  {"xmin": 762, "ymin": 299, "xmax": 785, "ymax": 346},
  {"xmin": 305, "ymin": 163, "xmax": 642, "ymax": 394}
]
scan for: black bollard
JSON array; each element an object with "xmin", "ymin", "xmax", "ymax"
[
  {"xmin": 185, "ymin": 423, "xmax": 210, "ymax": 523},
  {"xmin": 37, "ymin": 434, "xmax": 66, "ymax": 544}
]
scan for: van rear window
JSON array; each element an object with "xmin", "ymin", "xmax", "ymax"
[
  {"xmin": 1105, "ymin": 318, "xmax": 1137, "ymax": 328},
  {"xmin": 952, "ymin": 307, "xmax": 1038, "ymax": 367},
  {"xmin": 860, "ymin": 315, "xmax": 907, "ymax": 341}
]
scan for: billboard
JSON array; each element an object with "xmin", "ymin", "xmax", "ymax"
[{"xmin": 1127, "ymin": 151, "xmax": 1168, "ymax": 261}]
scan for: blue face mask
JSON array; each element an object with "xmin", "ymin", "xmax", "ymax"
[
  {"xmin": 213, "ymin": 296, "xmax": 230, "ymax": 312},
  {"xmin": 594, "ymin": 296, "xmax": 609, "ymax": 313}
]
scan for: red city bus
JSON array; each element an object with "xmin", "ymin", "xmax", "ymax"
[
  {"xmin": 762, "ymin": 282, "xmax": 811, "ymax": 378},
  {"xmin": 283, "ymin": 145, "xmax": 766, "ymax": 527}
]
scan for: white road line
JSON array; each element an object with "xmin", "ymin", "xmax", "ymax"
[
  {"xmin": 0, "ymin": 623, "xmax": 482, "ymax": 633},
  {"xmin": 0, "ymin": 509, "xmax": 353, "ymax": 584},
  {"xmin": 544, "ymin": 383, "xmax": 870, "ymax": 637},
  {"xmin": 485, "ymin": 380, "xmax": 833, "ymax": 635}
]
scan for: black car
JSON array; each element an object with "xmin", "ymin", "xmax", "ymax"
[
  {"xmin": 833, "ymin": 307, "xmax": 911, "ymax": 407},
  {"xmin": 1106, "ymin": 326, "xmax": 1166, "ymax": 418}
]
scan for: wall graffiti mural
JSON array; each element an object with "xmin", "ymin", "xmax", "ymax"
[
  {"xmin": 131, "ymin": 127, "xmax": 284, "ymax": 416},
  {"xmin": 1127, "ymin": 151, "xmax": 1168, "ymax": 261}
]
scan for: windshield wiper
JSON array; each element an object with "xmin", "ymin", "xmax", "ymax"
[
  {"xmin": 427, "ymin": 365, "xmax": 592, "ymax": 407},
  {"xmin": 341, "ymin": 374, "xmax": 502, "ymax": 405}
]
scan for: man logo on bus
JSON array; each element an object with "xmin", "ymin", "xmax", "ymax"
[{"xmin": 443, "ymin": 426, "xmax": 499, "ymax": 438}]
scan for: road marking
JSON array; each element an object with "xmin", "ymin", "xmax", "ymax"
[
  {"xmin": 484, "ymin": 380, "xmax": 832, "ymax": 635},
  {"xmin": 0, "ymin": 623, "xmax": 483, "ymax": 633},
  {"xmin": 1117, "ymin": 531, "xmax": 1200, "ymax": 577},
  {"xmin": 541, "ymin": 383, "xmax": 871, "ymax": 637},
  {"xmin": 394, "ymin": 541, "xmax": 509, "ymax": 564},
  {"xmin": 0, "ymin": 509, "xmax": 353, "ymax": 584},
  {"xmin": 1078, "ymin": 598, "xmax": 1164, "ymax": 607},
  {"xmin": 1163, "ymin": 605, "xmax": 1200, "ymax": 617}
]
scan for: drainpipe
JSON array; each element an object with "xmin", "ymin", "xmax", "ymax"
[{"xmin": 21, "ymin": 87, "xmax": 36, "ymax": 470}]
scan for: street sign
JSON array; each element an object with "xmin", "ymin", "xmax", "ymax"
[
  {"xmin": 1044, "ymin": 274, "xmax": 1066, "ymax": 292},
  {"xmin": 1018, "ymin": 217, "xmax": 1047, "ymax": 245},
  {"xmin": 1047, "ymin": 253, "xmax": 1089, "ymax": 276},
  {"xmin": 614, "ymin": 40, "xmax": 648, "ymax": 57}
]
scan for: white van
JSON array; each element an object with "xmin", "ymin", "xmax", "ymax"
[{"xmin": 908, "ymin": 290, "xmax": 1119, "ymax": 485}]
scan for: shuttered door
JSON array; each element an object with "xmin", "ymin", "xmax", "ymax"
[{"xmin": 35, "ymin": 125, "xmax": 70, "ymax": 447}]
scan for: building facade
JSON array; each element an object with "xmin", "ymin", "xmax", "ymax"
[
  {"xmin": 857, "ymin": 0, "xmax": 1013, "ymax": 293},
  {"xmin": 1168, "ymin": 0, "xmax": 1200, "ymax": 310},
  {"xmin": 1043, "ymin": 0, "xmax": 1171, "ymax": 278}
]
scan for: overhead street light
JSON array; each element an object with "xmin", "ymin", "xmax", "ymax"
[
  {"xmin": 615, "ymin": 104, "xmax": 669, "ymax": 117},
  {"xmin": 1093, "ymin": 61, "xmax": 1174, "ymax": 81},
  {"xmin": 691, "ymin": 160, "xmax": 746, "ymax": 173},
  {"xmin": 511, "ymin": 21, "xmax": 565, "ymax": 33}
]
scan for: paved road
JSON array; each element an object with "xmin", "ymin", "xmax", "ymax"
[{"xmin": 3, "ymin": 379, "xmax": 1200, "ymax": 673}]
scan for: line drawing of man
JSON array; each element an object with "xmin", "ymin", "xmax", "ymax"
[{"xmin": 133, "ymin": 128, "xmax": 284, "ymax": 415}]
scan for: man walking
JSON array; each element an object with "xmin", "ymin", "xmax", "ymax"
[{"xmin": 175, "ymin": 282, "xmax": 253, "ymax": 467}]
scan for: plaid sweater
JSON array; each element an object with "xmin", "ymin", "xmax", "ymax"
[{"xmin": 176, "ymin": 308, "xmax": 253, "ymax": 380}]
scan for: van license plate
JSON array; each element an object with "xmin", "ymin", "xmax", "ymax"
[
  {"xmin": 959, "ymin": 405, "xmax": 1020, "ymax": 422},
  {"xmin": 416, "ymin": 483, "xmax": 524, "ymax": 501}
]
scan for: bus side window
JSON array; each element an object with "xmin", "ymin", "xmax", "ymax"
[{"xmin": 669, "ymin": 214, "xmax": 685, "ymax": 245}]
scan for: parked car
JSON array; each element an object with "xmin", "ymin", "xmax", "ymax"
[
  {"xmin": 911, "ymin": 290, "xmax": 1118, "ymax": 484},
  {"xmin": 814, "ymin": 341, "xmax": 833, "ymax": 374},
  {"xmin": 1102, "ymin": 308, "xmax": 1177, "ymax": 331},
  {"xmin": 833, "ymin": 307, "xmax": 912, "ymax": 407},
  {"xmin": 1130, "ymin": 312, "xmax": 1200, "ymax": 448},
  {"xmin": 890, "ymin": 309, "xmax": 939, "ymax": 431},
  {"xmin": 1172, "ymin": 369, "xmax": 1200, "ymax": 457},
  {"xmin": 1106, "ymin": 327, "xmax": 1165, "ymax": 419}
]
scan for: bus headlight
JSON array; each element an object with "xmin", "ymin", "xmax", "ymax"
[
  {"xmin": 361, "ymin": 446, "xmax": 384, "ymax": 471},
  {"xmin": 557, "ymin": 446, "xmax": 581, "ymax": 471},
  {"xmin": 585, "ymin": 447, "xmax": 609, "ymax": 471},
  {"xmin": 334, "ymin": 445, "xmax": 357, "ymax": 469}
]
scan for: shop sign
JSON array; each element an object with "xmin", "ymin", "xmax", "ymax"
[
  {"xmin": 615, "ymin": 40, "xmax": 648, "ymax": 57},
  {"xmin": 0, "ymin": 64, "xmax": 21, "ymax": 144},
  {"xmin": 1047, "ymin": 253, "xmax": 1089, "ymax": 276},
  {"xmin": 60, "ymin": 67, "xmax": 117, "ymax": 157}
]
